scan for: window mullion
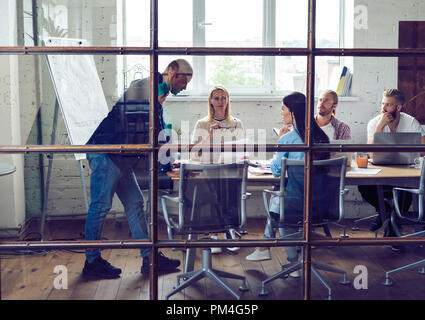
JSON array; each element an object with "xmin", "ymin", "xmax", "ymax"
[
  {"xmin": 193, "ymin": 0, "xmax": 206, "ymax": 94},
  {"xmin": 263, "ymin": 0, "xmax": 275, "ymax": 94}
]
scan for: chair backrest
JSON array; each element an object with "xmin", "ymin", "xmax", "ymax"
[
  {"xmin": 176, "ymin": 161, "xmax": 249, "ymax": 234},
  {"xmin": 278, "ymin": 156, "xmax": 348, "ymax": 226}
]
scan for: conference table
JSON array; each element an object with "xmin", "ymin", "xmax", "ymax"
[
  {"xmin": 248, "ymin": 160, "xmax": 422, "ymax": 232},
  {"xmin": 170, "ymin": 160, "xmax": 422, "ymax": 273}
]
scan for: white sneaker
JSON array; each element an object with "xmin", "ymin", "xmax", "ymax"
[
  {"xmin": 225, "ymin": 229, "xmax": 240, "ymax": 252},
  {"xmin": 245, "ymin": 248, "xmax": 271, "ymax": 261},
  {"xmin": 289, "ymin": 270, "xmax": 301, "ymax": 278},
  {"xmin": 210, "ymin": 235, "xmax": 222, "ymax": 254}
]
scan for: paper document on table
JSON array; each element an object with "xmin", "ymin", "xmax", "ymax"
[
  {"xmin": 253, "ymin": 159, "xmax": 272, "ymax": 168},
  {"xmin": 248, "ymin": 166, "xmax": 272, "ymax": 175},
  {"xmin": 347, "ymin": 168, "xmax": 382, "ymax": 175}
]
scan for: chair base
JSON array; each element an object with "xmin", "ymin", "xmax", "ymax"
[
  {"xmin": 382, "ymin": 259, "xmax": 425, "ymax": 286},
  {"xmin": 352, "ymin": 213, "xmax": 379, "ymax": 231},
  {"xmin": 259, "ymin": 260, "xmax": 350, "ymax": 300},
  {"xmin": 166, "ymin": 249, "xmax": 248, "ymax": 300}
]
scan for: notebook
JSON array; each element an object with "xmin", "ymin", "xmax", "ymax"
[{"xmin": 372, "ymin": 132, "xmax": 421, "ymax": 165}]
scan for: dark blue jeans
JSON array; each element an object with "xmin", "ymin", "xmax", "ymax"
[{"xmin": 85, "ymin": 153, "xmax": 149, "ymax": 262}]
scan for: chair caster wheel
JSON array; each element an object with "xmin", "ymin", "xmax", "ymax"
[
  {"xmin": 239, "ymin": 284, "xmax": 249, "ymax": 292},
  {"xmin": 382, "ymin": 278, "xmax": 393, "ymax": 286},
  {"xmin": 258, "ymin": 287, "xmax": 269, "ymax": 296},
  {"xmin": 351, "ymin": 226, "xmax": 359, "ymax": 231}
]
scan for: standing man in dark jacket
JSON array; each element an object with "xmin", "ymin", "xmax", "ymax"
[{"xmin": 82, "ymin": 59, "xmax": 193, "ymax": 278}]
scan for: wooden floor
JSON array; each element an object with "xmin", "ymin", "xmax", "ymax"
[{"xmin": 1, "ymin": 218, "xmax": 425, "ymax": 300}]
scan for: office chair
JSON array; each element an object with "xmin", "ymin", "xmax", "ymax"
[
  {"xmin": 382, "ymin": 156, "xmax": 425, "ymax": 286},
  {"xmin": 110, "ymin": 160, "xmax": 174, "ymax": 229},
  {"xmin": 161, "ymin": 162, "xmax": 250, "ymax": 300},
  {"xmin": 259, "ymin": 157, "xmax": 350, "ymax": 300}
]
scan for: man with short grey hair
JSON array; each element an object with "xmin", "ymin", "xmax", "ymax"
[{"xmin": 83, "ymin": 59, "xmax": 193, "ymax": 278}]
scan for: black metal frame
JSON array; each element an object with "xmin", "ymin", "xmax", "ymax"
[{"xmin": 1, "ymin": 0, "xmax": 425, "ymax": 300}]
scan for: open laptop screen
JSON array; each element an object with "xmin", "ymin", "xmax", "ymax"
[{"xmin": 372, "ymin": 132, "xmax": 421, "ymax": 165}]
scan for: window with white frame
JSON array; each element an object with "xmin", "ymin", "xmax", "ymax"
[{"xmin": 121, "ymin": 0, "xmax": 349, "ymax": 96}]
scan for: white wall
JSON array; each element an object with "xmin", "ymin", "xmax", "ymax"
[
  {"xmin": 3, "ymin": 1, "xmax": 425, "ymax": 232},
  {"xmin": 352, "ymin": 0, "xmax": 425, "ymax": 142},
  {"xmin": 0, "ymin": 0, "xmax": 26, "ymax": 235}
]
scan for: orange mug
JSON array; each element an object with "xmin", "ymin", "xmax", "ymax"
[{"xmin": 356, "ymin": 153, "xmax": 368, "ymax": 168}]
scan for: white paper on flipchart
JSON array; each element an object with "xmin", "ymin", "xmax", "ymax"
[{"xmin": 45, "ymin": 38, "xmax": 109, "ymax": 161}]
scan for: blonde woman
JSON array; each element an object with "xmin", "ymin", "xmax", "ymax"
[
  {"xmin": 191, "ymin": 86, "xmax": 244, "ymax": 164},
  {"xmin": 190, "ymin": 86, "xmax": 245, "ymax": 253}
]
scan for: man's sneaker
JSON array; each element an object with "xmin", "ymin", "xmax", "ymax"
[
  {"xmin": 210, "ymin": 235, "xmax": 222, "ymax": 254},
  {"xmin": 289, "ymin": 270, "xmax": 301, "ymax": 278},
  {"xmin": 82, "ymin": 256, "xmax": 121, "ymax": 279},
  {"xmin": 224, "ymin": 229, "xmax": 240, "ymax": 252},
  {"xmin": 141, "ymin": 252, "xmax": 181, "ymax": 274}
]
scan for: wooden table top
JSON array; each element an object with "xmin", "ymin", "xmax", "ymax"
[{"xmin": 171, "ymin": 160, "xmax": 422, "ymax": 185}]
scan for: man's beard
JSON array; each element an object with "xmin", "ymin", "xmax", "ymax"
[
  {"xmin": 170, "ymin": 87, "xmax": 183, "ymax": 95},
  {"xmin": 318, "ymin": 108, "xmax": 333, "ymax": 117},
  {"xmin": 388, "ymin": 110, "xmax": 398, "ymax": 121}
]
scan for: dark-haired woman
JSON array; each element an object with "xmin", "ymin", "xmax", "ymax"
[{"xmin": 246, "ymin": 92, "xmax": 329, "ymax": 276}]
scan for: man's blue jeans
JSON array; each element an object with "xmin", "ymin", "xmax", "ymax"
[{"xmin": 85, "ymin": 153, "xmax": 150, "ymax": 262}]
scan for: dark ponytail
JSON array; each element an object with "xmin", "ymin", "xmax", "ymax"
[{"xmin": 282, "ymin": 92, "xmax": 329, "ymax": 146}]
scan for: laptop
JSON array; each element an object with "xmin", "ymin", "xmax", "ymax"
[{"xmin": 372, "ymin": 132, "xmax": 421, "ymax": 165}]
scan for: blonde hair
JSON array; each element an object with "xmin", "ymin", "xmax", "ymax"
[
  {"xmin": 207, "ymin": 86, "xmax": 232, "ymax": 122},
  {"xmin": 383, "ymin": 88, "xmax": 405, "ymax": 106}
]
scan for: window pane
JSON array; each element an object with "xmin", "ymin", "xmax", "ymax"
[
  {"xmin": 158, "ymin": 0, "xmax": 192, "ymax": 47},
  {"xmin": 275, "ymin": 56, "xmax": 308, "ymax": 93},
  {"xmin": 125, "ymin": 0, "xmax": 150, "ymax": 46},
  {"xmin": 323, "ymin": 0, "xmax": 425, "ymax": 48},
  {"xmin": 206, "ymin": 56, "xmax": 263, "ymax": 87},
  {"xmin": 316, "ymin": 0, "xmax": 340, "ymax": 48},
  {"xmin": 205, "ymin": 0, "xmax": 262, "ymax": 47},
  {"xmin": 276, "ymin": 0, "xmax": 308, "ymax": 47}
]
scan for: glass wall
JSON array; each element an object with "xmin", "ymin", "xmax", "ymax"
[{"xmin": 1, "ymin": 0, "xmax": 425, "ymax": 301}]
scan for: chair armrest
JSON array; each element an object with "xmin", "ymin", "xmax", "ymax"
[
  {"xmin": 161, "ymin": 195, "xmax": 179, "ymax": 203},
  {"xmin": 263, "ymin": 189, "xmax": 284, "ymax": 197},
  {"xmin": 243, "ymin": 192, "xmax": 252, "ymax": 200},
  {"xmin": 392, "ymin": 188, "xmax": 423, "ymax": 221},
  {"xmin": 341, "ymin": 188, "xmax": 349, "ymax": 196},
  {"xmin": 262, "ymin": 189, "xmax": 285, "ymax": 223},
  {"xmin": 393, "ymin": 187, "xmax": 421, "ymax": 195},
  {"xmin": 160, "ymin": 195, "xmax": 179, "ymax": 229}
]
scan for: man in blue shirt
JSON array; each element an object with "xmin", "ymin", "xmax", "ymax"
[{"xmin": 83, "ymin": 59, "xmax": 193, "ymax": 278}]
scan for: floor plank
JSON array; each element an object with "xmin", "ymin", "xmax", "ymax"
[{"xmin": 2, "ymin": 218, "xmax": 425, "ymax": 300}]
